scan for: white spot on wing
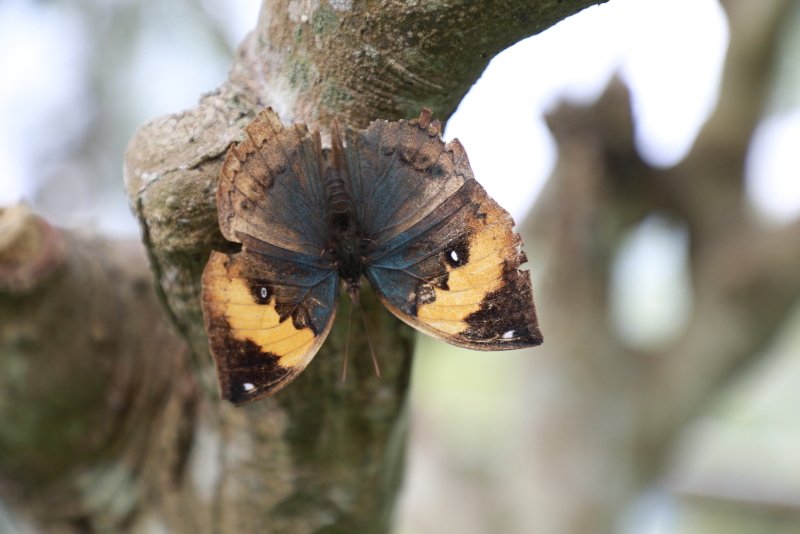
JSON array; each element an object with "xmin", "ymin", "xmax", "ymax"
[
  {"xmin": 243, "ymin": 382, "xmax": 255, "ymax": 392},
  {"xmin": 450, "ymin": 250, "xmax": 459, "ymax": 262},
  {"xmin": 502, "ymin": 330, "xmax": 515, "ymax": 339}
]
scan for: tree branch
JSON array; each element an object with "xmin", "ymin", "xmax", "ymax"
[{"xmin": 0, "ymin": 205, "xmax": 192, "ymax": 529}]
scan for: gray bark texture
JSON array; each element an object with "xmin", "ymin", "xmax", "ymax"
[{"xmin": 0, "ymin": 1, "xmax": 606, "ymax": 532}]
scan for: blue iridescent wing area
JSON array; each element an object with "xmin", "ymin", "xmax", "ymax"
[
  {"xmin": 202, "ymin": 109, "xmax": 338, "ymax": 404},
  {"xmin": 217, "ymin": 109, "xmax": 329, "ymax": 258},
  {"xmin": 345, "ymin": 110, "xmax": 543, "ymax": 350}
]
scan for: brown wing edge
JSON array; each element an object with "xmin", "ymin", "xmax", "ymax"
[
  {"xmin": 217, "ymin": 108, "xmax": 285, "ymax": 242},
  {"xmin": 377, "ymin": 255, "xmax": 543, "ymax": 352},
  {"xmin": 460, "ymin": 251, "xmax": 544, "ymax": 350},
  {"xmin": 454, "ymin": 184, "xmax": 543, "ymax": 350}
]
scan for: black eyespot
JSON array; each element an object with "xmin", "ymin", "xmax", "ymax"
[
  {"xmin": 430, "ymin": 164, "xmax": 444, "ymax": 177},
  {"xmin": 249, "ymin": 282, "xmax": 272, "ymax": 304},
  {"xmin": 444, "ymin": 238, "xmax": 469, "ymax": 268}
]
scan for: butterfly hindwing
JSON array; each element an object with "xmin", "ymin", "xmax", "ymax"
[
  {"xmin": 202, "ymin": 250, "xmax": 338, "ymax": 404},
  {"xmin": 351, "ymin": 111, "xmax": 543, "ymax": 350}
]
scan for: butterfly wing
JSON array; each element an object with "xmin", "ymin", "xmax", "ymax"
[
  {"xmin": 202, "ymin": 251, "xmax": 338, "ymax": 404},
  {"xmin": 202, "ymin": 109, "xmax": 338, "ymax": 404},
  {"xmin": 347, "ymin": 110, "xmax": 543, "ymax": 350},
  {"xmin": 217, "ymin": 108, "xmax": 329, "ymax": 258}
]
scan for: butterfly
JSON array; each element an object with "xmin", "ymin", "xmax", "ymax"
[{"xmin": 201, "ymin": 108, "xmax": 543, "ymax": 405}]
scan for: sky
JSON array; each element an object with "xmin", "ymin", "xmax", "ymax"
[{"xmin": 447, "ymin": 0, "xmax": 731, "ymax": 219}]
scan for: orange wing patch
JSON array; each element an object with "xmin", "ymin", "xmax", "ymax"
[
  {"xmin": 208, "ymin": 267, "xmax": 316, "ymax": 366},
  {"xmin": 374, "ymin": 184, "xmax": 542, "ymax": 351},
  {"xmin": 416, "ymin": 208, "xmax": 509, "ymax": 333}
]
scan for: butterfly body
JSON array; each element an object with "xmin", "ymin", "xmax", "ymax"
[
  {"xmin": 202, "ymin": 108, "xmax": 542, "ymax": 405},
  {"xmin": 323, "ymin": 176, "xmax": 365, "ymax": 299}
]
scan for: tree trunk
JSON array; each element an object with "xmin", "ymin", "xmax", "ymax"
[{"xmin": 1, "ymin": 1, "xmax": 605, "ymax": 532}]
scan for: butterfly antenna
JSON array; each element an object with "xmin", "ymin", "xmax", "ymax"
[
  {"xmin": 341, "ymin": 296, "xmax": 353, "ymax": 383},
  {"xmin": 356, "ymin": 299, "xmax": 381, "ymax": 378}
]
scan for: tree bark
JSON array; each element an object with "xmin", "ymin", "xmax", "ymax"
[{"xmin": 2, "ymin": 1, "xmax": 606, "ymax": 532}]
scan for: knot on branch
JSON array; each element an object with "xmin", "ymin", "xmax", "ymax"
[{"xmin": 0, "ymin": 204, "xmax": 66, "ymax": 294}]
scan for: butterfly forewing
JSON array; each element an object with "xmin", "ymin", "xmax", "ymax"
[
  {"xmin": 202, "ymin": 251, "xmax": 338, "ymax": 404},
  {"xmin": 342, "ymin": 111, "xmax": 469, "ymax": 247},
  {"xmin": 347, "ymin": 112, "xmax": 543, "ymax": 350},
  {"xmin": 217, "ymin": 110, "xmax": 330, "ymax": 257}
]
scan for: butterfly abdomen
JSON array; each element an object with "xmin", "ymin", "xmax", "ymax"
[
  {"xmin": 324, "ymin": 167, "xmax": 364, "ymax": 292},
  {"xmin": 325, "ymin": 175, "xmax": 352, "ymax": 231}
]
